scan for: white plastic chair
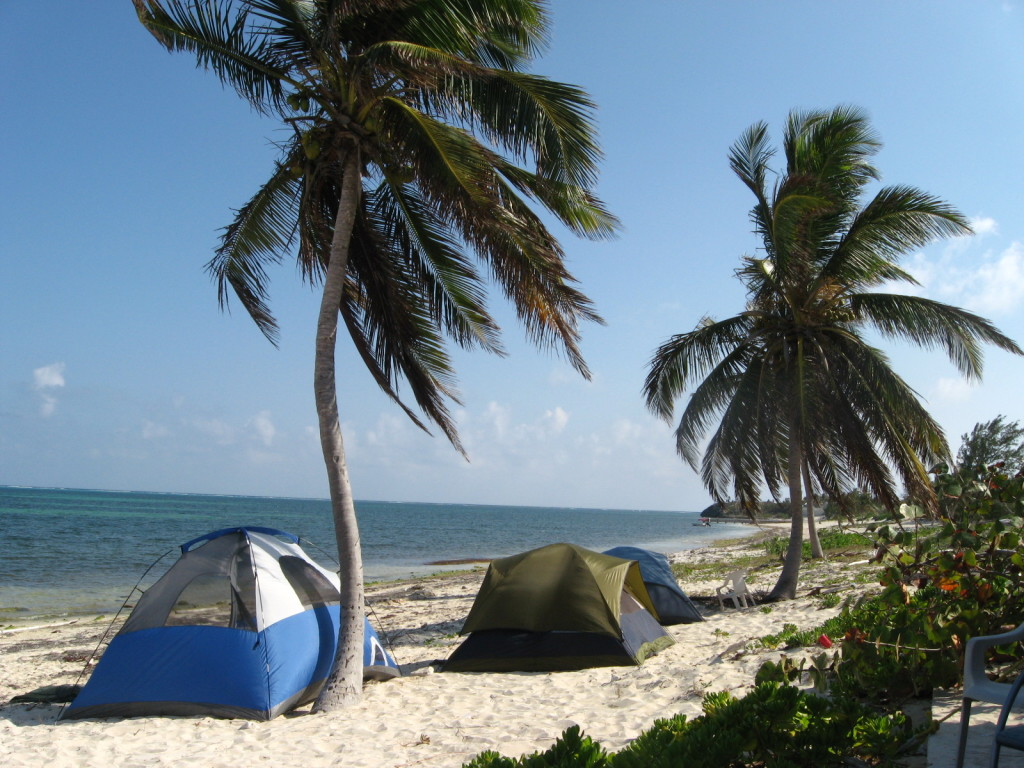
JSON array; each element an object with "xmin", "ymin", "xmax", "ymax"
[
  {"xmin": 715, "ymin": 570, "xmax": 751, "ymax": 609},
  {"xmin": 956, "ymin": 623, "xmax": 1024, "ymax": 768}
]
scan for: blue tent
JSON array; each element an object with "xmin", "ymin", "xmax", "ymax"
[
  {"xmin": 603, "ymin": 546, "xmax": 703, "ymax": 624},
  {"xmin": 63, "ymin": 527, "xmax": 398, "ymax": 721}
]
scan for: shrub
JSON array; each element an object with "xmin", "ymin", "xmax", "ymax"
[
  {"xmin": 756, "ymin": 464, "xmax": 1024, "ymax": 705},
  {"xmin": 464, "ymin": 684, "xmax": 923, "ymax": 768}
]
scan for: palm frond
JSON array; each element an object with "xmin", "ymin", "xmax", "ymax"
[
  {"xmin": 368, "ymin": 180, "xmax": 503, "ymax": 353},
  {"xmin": 643, "ymin": 314, "xmax": 754, "ymax": 421},
  {"xmin": 206, "ymin": 151, "xmax": 304, "ymax": 343},
  {"xmin": 852, "ymin": 293, "xmax": 1024, "ymax": 378},
  {"xmin": 135, "ymin": 0, "xmax": 290, "ymax": 114},
  {"xmin": 825, "ymin": 185, "xmax": 972, "ymax": 286}
]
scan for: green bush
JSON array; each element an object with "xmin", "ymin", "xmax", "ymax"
[
  {"xmin": 464, "ymin": 684, "xmax": 923, "ymax": 768},
  {"xmin": 756, "ymin": 465, "xmax": 1024, "ymax": 705}
]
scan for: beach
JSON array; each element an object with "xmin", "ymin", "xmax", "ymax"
[{"xmin": 0, "ymin": 527, "xmax": 1011, "ymax": 768}]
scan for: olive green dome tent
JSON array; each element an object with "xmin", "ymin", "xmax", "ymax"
[{"xmin": 443, "ymin": 543, "xmax": 674, "ymax": 672}]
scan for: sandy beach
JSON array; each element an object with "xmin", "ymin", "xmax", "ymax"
[{"xmin": 0, "ymin": 526, "xmax": 1013, "ymax": 768}]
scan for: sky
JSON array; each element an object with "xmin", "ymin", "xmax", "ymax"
[{"xmin": 3, "ymin": 2, "xmax": 1024, "ymax": 513}]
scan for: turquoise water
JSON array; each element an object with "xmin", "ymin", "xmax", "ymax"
[{"xmin": 0, "ymin": 486, "xmax": 753, "ymax": 622}]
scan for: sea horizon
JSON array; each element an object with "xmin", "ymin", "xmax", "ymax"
[
  {"xmin": 1, "ymin": 482, "xmax": 700, "ymax": 515},
  {"xmin": 0, "ymin": 485, "xmax": 755, "ymax": 623}
]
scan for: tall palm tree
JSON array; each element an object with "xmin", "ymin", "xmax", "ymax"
[
  {"xmin": 644, "ymin": 106, "xmax": 1021, "ymax": 600},
  {"xmin": 134, "ymin": 0, "xmax": 617, "ymax": 708}
]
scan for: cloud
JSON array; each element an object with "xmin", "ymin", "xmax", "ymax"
[
  {"xmin": 250, "ymin": 410, "xmax": 276, "ymax": 447},
  {"xmin": 33, "ymin": 362, "xmax": 66, "ymax": 417},
  {"xmin": 970, "ymin": 216, "xmax": 999, "ymax": 237},
  {"xmin": 33, "ymin": 362, "xmax": 66, "ymax": 389},
  {"xmin": 965, "ymin": 242, "xmax": 1024, "ymax": 313},
  {"xmin": 897, "ymin": 223, "xmax": 1024, "ymax": 315},
  {"xmin": 544, "ymin": 406, "xmax": 570, "ymax": 434}
]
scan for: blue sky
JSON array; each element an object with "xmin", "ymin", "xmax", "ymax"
[{"xmin": 3, "ymin": 2, "xmax": 1024, "ymax": 512}]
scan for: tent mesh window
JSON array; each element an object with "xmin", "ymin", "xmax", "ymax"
[
  {"xmin": 164, "ymin": 547, "xmax": 258, "ymax": 630},
  {"xmin": 164, "ymin": 573, "xmax": 234, "ymax": 627},
  {"xmin": 279, "ymin": 556, "xmax": 341, "ymax": 608}
]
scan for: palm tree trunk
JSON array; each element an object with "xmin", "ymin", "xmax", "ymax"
[
  {"xmin": 768, "ymin": 439, "xmax": 804, "ymax": 600},
  {"xmin": 312, "ymin": 148, "xmax": 365, "ymax": 712},
  {"xmin": 803, "ymin": 461, "xmax": 824, "ymax": 559}
]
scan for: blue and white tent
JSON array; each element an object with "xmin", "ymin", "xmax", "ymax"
[
  {"xmin": 603, "ymin": 546, "xmax": 704, "ymax": 624},
  {"xmin": 63, "ymin": 527, "xmax": 398, "ymax": 721}
]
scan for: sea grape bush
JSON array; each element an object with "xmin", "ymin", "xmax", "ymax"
[
  {"xmin": 462, "ymin": 683, "xmax": 922, "ymax": 768},
  {"xmin": 771, "ymin": 464, "xmax": 1024, "ymax": 704}
]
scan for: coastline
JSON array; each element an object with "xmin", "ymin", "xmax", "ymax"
[{"xmin": 0, "ymin": 524, "xmax": 950, "ymax": 768}]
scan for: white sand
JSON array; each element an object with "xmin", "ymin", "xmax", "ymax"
[{"xmin": 0, "ymin": 528, "xmax": 993, "ymax": 768}]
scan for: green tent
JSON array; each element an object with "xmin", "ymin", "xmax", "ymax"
[{"xmin": 444, "ymin": 543, "xmax": 674, "ymax": 672}]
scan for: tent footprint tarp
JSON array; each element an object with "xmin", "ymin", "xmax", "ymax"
[{"xmin": 443, "ymin": 543, "xmax": 674, "ymax": 672}]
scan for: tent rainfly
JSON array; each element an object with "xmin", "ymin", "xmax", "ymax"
[
  {"xmin": 603, "ymin": 546, "xmax": 704, "ymax": 624},
  {"xmin": 63, "ymin": 526, "xmax": 398, "ymax": 721},
  {"xmin": 443, "ymin": 542, "xmax": 674, "ymax": 672}
]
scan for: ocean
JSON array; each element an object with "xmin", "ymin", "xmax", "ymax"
[{"xmin": 0, "ymin": 486, "xmax": 755, "ymax": 623}]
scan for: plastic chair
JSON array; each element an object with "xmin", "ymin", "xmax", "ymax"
[
  {"xmin": 991, "ymin": 669, "xmax": 1024, "ymax": 768},
  {"xmin": 715, "ymin": 570, "xmax": 751, "ymax": 609},
  {"xmin": 956, "ymin": 623, "xmax": 1024, "ymax": 768}
]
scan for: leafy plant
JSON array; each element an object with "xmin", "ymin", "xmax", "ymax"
[
  {"xmin": 465, "ymin": 726, "xmax": 608, "ymax": 768},
  {"xmin": 467, "ymin": 683, "xmax": 924, "ymax": 768},
  {"xmin": 758, "ymin": 464, "xmax": 1024, "ymax": 705}
]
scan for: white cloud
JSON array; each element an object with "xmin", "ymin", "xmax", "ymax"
[
  {"xmin": 970, "ymin": 216, "xmax": 999, "ymax": 237},
  {"xmin": 966, "ymin": 242, "xmax": 1024, "ymax": 313},
  {"xmin": 33, "ymin": 362, "xmax": 66, "ymax": 389},
  {"xmin": 250, "ymin": 410, "xmax": 276, "ymax": 447},
  {"xmin": 544, "ymin": 406, "xmax": 570, "ymax": 434},
  {"xmin": 33, "ymin": 362, "xmax": 66, "ymax": 417},
  {"xmin": 896, "ymin": 228, "xmax": 1024, "ymax": 315}
]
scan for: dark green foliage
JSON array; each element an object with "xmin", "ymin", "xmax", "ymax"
[
  {"xmin": 521, "ymin": 727, "xmax": 609, "ymax": 768},
  {"xmin": 702, "ymin": 500, "xmax": 791, "ymax": 519},
  {"xmin": 753, "ymin": 655, "xmax": 805, "ymax": 685},
  {"xmin": 465, "ymin": 753, "xmax": 520, "ymax": 768},
  {"xmin": 758, "ymin": 464, "xmax": 1024, "ymax": 705},
  {"xmin": 464, "ymin": 684, "xmax": 921, "ymax": 768},
  {"xmin": 957, "ymin": 415, "xmax": 1024, "ymax": 477},
  {"xmin": 465, "ymin": 726, "xmax": 608, "ymax": 768}
]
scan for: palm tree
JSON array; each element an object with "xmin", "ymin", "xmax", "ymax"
[
  {"xmin": 644, "ymin": 106, "xmax": 1021, "ymax": 600},
  {"xmin": 134, "ymin": 0, "xmax": 617, "ymax": 708}
]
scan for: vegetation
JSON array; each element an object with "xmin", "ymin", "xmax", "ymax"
[
  {"xmin": 957, "ymin": 415, "xmax": 1024, "ymax": 477},
  {"xmin": 758, "ymin": 463, "xmax": 1024, "ymax": 706},
  {"xmin": 463, "ymin": 684, "xmax": 924, "ymax": 768},
  {"xmin": 135, "ymin": 0, "xmax": 615, "ymax": 707},
  {"xmin": 823, "ymin": 489, "xmax": 886, "ymax": 520},
  {"xmin": 762, "ymin": 527, "xmax": 869, "ymax": 560},
  {"xmin": 643, "ymin": 105, "xmax": 1021, "ymax": 601}
]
